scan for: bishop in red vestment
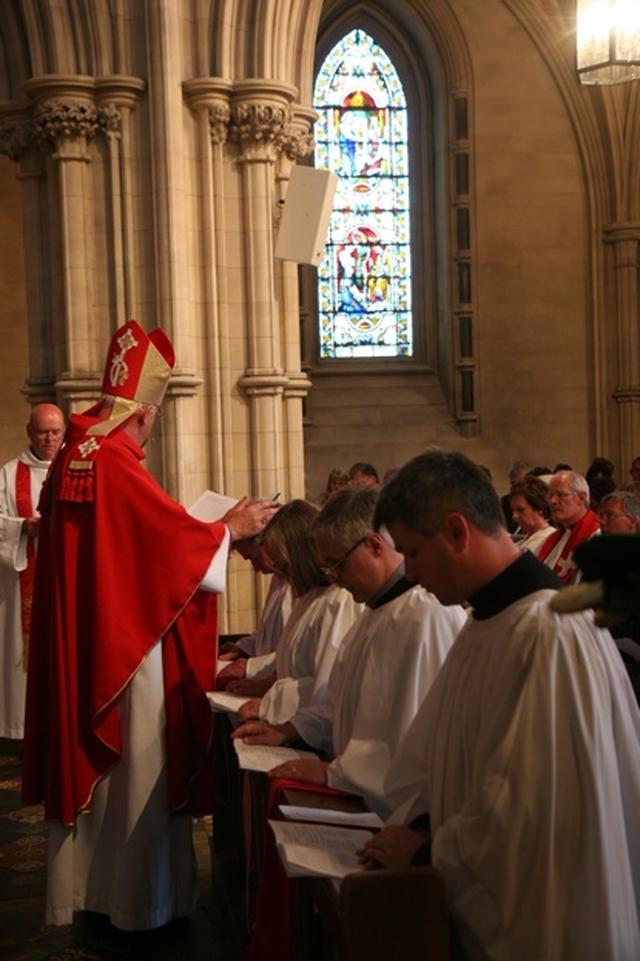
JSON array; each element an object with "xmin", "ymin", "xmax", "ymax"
[{"xmin": 22, "ymin": 320, "xmax": 278, "ymax": 931}]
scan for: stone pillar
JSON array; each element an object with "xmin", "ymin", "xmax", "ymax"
[
  {"xmin": 24, "ymin": 76, "xmax": 102, "ymax": 412},
  {"xmin": 183, "ymin": 78, "xmax": 235, "ymax": 495},
  {"xmin": 144, "ymin": 0, "xmax": 206, "ymax": 505},
  {"xmin": 95, "ymin": 76, "xmax": 146, "ymax": 325},
  {"xmin": 276, "ymin": 105, "xmax": 316, "ymax": 499},
  {"xmin": 0, "ymin": 109, "xmax": 54, "ymax": 404},
  {"xmin": 604, "ymin": 223, "xmax": 640, "ymax": 469},
  {"xmin": 230, "ymin": 80, "xmax": 299, "ymax": 500}
]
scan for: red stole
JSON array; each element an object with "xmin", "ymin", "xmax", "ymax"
[
  {"xmin": 537, "ymin": 510, "xmax": 600, "ymax": 584},
  {"xmin": 15, "ymin": 460, "xmax": 35, "ymax": 668}
]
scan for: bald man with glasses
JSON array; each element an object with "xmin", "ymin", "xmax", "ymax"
[{"xmin": 0, "ymin": 403, "xmax": 65, "ymax": 740}]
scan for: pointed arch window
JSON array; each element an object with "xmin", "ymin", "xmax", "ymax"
[{"xmin": 313, "ymin": 29, "xmax": 413, "ymax": 359}]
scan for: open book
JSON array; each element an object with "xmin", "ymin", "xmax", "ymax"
[
  {"xmin": 268, "ymin": 819, "xmax": 374, "ymax": 878},
  {"xmin": 233, "ymin": 739, "xmax": 319, "ymax": 773},
  {"xmin": 278, "ymin": 803, "xmax": 383, "ymax": 830}
]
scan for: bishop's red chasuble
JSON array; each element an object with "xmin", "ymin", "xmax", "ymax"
[{"xmin": 22, "ymin": 409, "xmax": 226, "ymax": 824}]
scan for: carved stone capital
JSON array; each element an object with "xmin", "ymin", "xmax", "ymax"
[
  {"xmin": 280, "ymin": 104, "xmax": 316, "ymax": 161},
  {"xmin": 33, "ymin": 100, "xmax": 101, "ymax": 151},
  {"xmin": 209, "ymin": 104, "xmax": 231, "ymax": 145},
  {"xmin": 230, "ymin": 80, "xmax": 298, "ymax": 161},
  {"xmin": 229, "ymin": 102, "xmax": 293, "ymax": 158},
  {"xmin": 0, "ymin": 122, "xmax": 37, "ymax": 162}
]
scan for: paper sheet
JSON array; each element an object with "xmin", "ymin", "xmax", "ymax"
[
  {"xmin": 233, "ymin": 740, "xmax": 318, "ymax": 772},
  {"xmin": 278, "ymin": 804, "xmax": 384, "ymax": 830},
  {"xmin": 268, "ymin": 820, "xmax": 374, "ymax": 878},
  {"xmin": 188, "ymin": 490, "xmax": 238, "ymax": 522},
  {"xmin": 206, "ymin": 690, "xmax": 252, "ymax": 713}
]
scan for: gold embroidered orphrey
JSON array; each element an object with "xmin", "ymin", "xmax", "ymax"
[
  {"xmin": 78, "ymin": 437, "xmax": 100, "ymax": 459},
  {"xmin": 109, "ymin": 328, "xmax": 139, "ymax": 389}
]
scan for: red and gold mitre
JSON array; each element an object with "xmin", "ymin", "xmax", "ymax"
[{"xmin": 101, "ymin": 319, "xmax": 175, "ymax": 406}]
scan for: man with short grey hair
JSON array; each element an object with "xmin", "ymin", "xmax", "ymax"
[
  {"xmin": 598, "ymin": 489, "xmax": 640, "ymax": 534},
  {"xmin": 537, "ymin": 469, "xmax": 600, "ymax": 583}
]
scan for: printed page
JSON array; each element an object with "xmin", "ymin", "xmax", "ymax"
[
  {"xmin": 233, "ymin": 740, "xmax": 319, "ymax": 772},
  {"xmin": 268, "ymin": 820, "xmax": 374, "ymax": 878}
]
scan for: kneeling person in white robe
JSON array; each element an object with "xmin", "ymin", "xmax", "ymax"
[{"xmin": 233, "ymin": 487, "xmax": 466, "ymax": 815}]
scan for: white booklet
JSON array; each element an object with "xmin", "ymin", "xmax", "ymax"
[
  {"xmin": 206, "ymin": 690, "xmax": 252, "ymax": 713},
  {"xmin": 268, "ymin": 819, "xmax": 374, "ymax": 878},
  {"xmin": 278, "ymin": 803, "xmax": 384, "ymax": 830},
  {"xmin": 188, "ymin": 490, "xmax": 238, "ymax": 522},
  {"xmin": 233, "ymin": 739, "xmax": 318, "ymax": 773},
  {"xmin": 188, "ymin": 490, "xmax": 280, "ymax": 522}
]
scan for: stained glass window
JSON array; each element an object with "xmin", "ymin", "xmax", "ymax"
[{"xmin": 313, "ymin": 29, "xmax": 413, "ymax": 359}]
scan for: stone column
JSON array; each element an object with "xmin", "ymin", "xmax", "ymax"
[
  {"xmin": 276, "ymin": 105, "xmax": 316, "ymax": 499},
  {"xmin": 183, "ymin": 78, "xmax": 235, "ymax": 495},
  {"xmin": 95, "ymin": 76, "xmax": 146, "ymax": 326},
  {"xmin": 604, "ymin": 223, "xmax": 640, "ymax": 470},
  {"xmin": 231, "ymin": 80, "xmax": 298, "ymax": 500},
  {"xmin": 144, "ymin": 0, "xmax": 206, "ymax": 505},
  {"xmin": 23, "ymin": 77, "xmax": 101, "ymax": 412},
  {"xmin": 0, "ymin": 109, "xmax": 54, "ymax": 404}
]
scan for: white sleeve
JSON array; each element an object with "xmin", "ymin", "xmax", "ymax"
[{"xmin": 199, "ymin": 527, "xmax": 230, "ymax": 593}]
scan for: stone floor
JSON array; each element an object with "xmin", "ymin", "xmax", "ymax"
[{"xmin": 0, "ymin": 738, "xmax": 245, "ymax": 961}]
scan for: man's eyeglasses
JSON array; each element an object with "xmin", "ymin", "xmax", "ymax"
[
  {"xmin": 598, "ymin": 509, "xmax": 626, "ymax": 521},
  {"xmin": 320, "ymin": 535, "xmax": 368, "ymax": 578},
  {"xmin": 549, "ymin": 490, "xmax": 577, "ymax": 500}
]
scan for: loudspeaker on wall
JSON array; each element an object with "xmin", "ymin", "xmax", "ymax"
[{"xmin": 275, "ymin": 166, "xmax": 338, "ymax": 267}]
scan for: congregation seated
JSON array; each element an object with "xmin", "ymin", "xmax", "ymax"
[
  {"xmin": 232, "ymin": 487, "xmax": 466, "ymax": 815},
  {"xmin": 316, "ymin": 466, "xmax": 350, "ymax": 505},
  {"xmin": 223, "ymin": 498, "xmax": 363, "ymax": 724},
  {"xmin": 348, "ymin": 461, "xmax": 379, "ymax": 490}
]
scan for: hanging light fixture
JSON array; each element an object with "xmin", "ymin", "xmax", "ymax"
[{"xmin": 577, "ymin": 0, "xmax": 640, "ymax": 84}]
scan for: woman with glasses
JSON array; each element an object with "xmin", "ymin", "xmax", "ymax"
[{"xmin": 227, "ymin": 498, "xmax": 363, "ymax": 724}]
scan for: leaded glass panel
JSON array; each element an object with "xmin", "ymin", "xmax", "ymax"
[{"xmin": 313, "ymin": 28, "xmax": 413, "ymax": 359}]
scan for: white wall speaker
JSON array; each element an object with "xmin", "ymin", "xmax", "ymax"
[{"xmin": 274, "ymin": 165, "xmax": 338, "ymax": 267}]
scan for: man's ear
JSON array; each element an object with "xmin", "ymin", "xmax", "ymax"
[
  {"xmin": 443, "ymin": 512, "xmax": 471, "ymax": 552},
  {"xmin": 367, "ymin": 531, "xmax": 386, "ymax": 556}
]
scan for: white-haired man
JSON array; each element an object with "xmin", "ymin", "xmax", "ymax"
[{"xmin": 537, "ymin": 468, "xmax": 600, "ymax": 583}]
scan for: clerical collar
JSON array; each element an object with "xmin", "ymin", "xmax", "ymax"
[
  {"xmin": 28, "ymin": 447, "xmax": 51, "ymax": 464},
  {"xmin": 368, "ymin": 563, "xmax": 411, "ymax": 609},
  {"xmin": 468, "ymin": 551, "xmax": 562, "ymax": 621}
]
